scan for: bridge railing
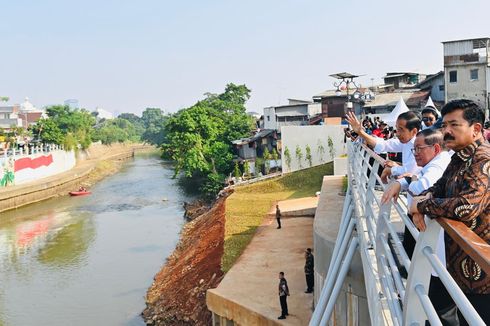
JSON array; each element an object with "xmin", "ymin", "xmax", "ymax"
[{"xmin": 310, "ymin": 141, "xmax": 489, "ymax": 326}]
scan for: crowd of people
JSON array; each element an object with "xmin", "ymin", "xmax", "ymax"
[{"xmin": 345, "ymin": 99, "xmax": 489, "ymax": 325}]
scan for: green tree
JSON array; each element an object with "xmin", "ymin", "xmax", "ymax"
[
  {"xmin": 271, "ymin": 148, "xmax": 279, "ymax": 169},
  {"xmin": 305, "ymin": 145, "xmax": 312, "ymax": 167},
  {"xmin": 317, "ymin": 140, "xmax": 326, "ymax": 163},
  {"xmin": 161, "ymin": 83, "xmax": 254, "ymax": 199},
  {"xmin": 32, "ymin": 118, "xmax": 64, "ymax": 145},
  {"xmin": 328, "ymin": 136, "xmax": 336, "ymax": 161},
  {"xmin": 263, "ymin": 147, "xmax": 271, "ymax": 174},
  {"xmin": 233, "ymin": 161, "xmax": 241, "ymax": 179},
  {"xmin": 295, "ymin": 145, "xmax": 303, "ymax": 169},
  {"xmin": 141, "ymin": 108, "xmax": 167, "ymax": 145},
  {"xmin": 284, "ymin": 147, "xmax": 292, "ymax": 171},
  {"xmin": 243, "ymin": 161, "xmax": 251, "ymax": 179}
]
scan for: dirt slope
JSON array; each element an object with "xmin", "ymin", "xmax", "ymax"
[{"xmin": 143, "ymin": 193, "xmax": 229, "ymax": 325}]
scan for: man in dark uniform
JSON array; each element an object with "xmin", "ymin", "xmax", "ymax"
[
  {"xmin": 304, "ymin": 248, "xmax": 314, "ymax": 293},
  {"xmin": 276, "ymin": 204, "xmax": 281, "ymax": 229},
  {"xmin": 278, "ymin": 271, "xmax": 289, "ymax": 319}
]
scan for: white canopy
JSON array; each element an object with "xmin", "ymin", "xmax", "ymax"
[
  {"xmin": 384, "ymin": 97, "xmax": 409, "ymax": 126},
  {"xmin": 424, "ymin": 96, "xmax": 441, "ymax": 116}
]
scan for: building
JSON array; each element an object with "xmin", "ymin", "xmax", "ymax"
[
  {"xmin": 0, "ymin": 105, "xmax": 22, "ymax": 130},
  {"xmin": 94, "ymin": 107, "xmax": 114, "ymax": 120},
  {"xmin": 64, "ymin": 99, "xmax": 80, "ymax": 109},
  {"xmin": 381, "ymin": 72, "xmax": 427, "ymax": 90},
  {"xmin": 312, "ymin": 88, "xmax": 371, "ymax": 122},
  {"xmin": 263, "ymin": 99, "xmax": 321, "ymax": 131},
  {"xmin": 443, "ymin": 37, "xmax": 490, "ymax": 112},
  {"xmin": 231, "ymin": 129, "xmax": 277, "ymax": 161},
  {"xmin": 17, "ymin": 97, "xmax": 46, "ymax": 128},
  {"xmin": 414, "ymin": 71, "xmax": 445, "ymax": 103}
]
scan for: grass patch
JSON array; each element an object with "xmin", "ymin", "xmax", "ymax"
[{"xmin": 222, "ymin": 162, "xmax": 333, "ymax": 272}]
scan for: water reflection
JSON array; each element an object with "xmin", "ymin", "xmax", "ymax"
[{"xmin": 0, "ymin": 154, "xmax": 187, "ymax": 326}]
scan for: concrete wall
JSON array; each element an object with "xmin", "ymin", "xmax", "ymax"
[
  {"xmin": 281, "ymin": 125, "xmax": 347, "ymax": 173},
  {"xmin": 0, "ymin": 150, "xmax": 76, "ymax": 187},
  {"xmin": 313, "ymin": 176, "xmax": 370, "ymax": 325},
  {"xmin": 445, "ymin": 64, "xmax": 488, "ymax": 108}
]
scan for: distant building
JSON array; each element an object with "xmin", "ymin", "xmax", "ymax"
[
  {"xmin": 231, "ymin": 129, "xmax": 278, "ymax": 161},
  {"xmin": 415, "ymin": 71, "xmax": 445, "ymax": 103},
  {"xmin": 263, "ymin": 99, "xmax": 321, "ymax": 132},
  {"xmin": 94, "ymin": 108, "xmax": 114, "ymax": 120},
  {"xmin": 64, "ymin": 99, "xmax": 80, "ymax": 109},
  {"xmin": 381, "ymin": 72, "xmax": 427, "ymax": 90},
  {"xmin": 442, "ymin": 37, "xmax": 490, "ymax": 112},
  {"xmin": 0, "ymin": 105, "xmax": 22, "ymax": 130}
]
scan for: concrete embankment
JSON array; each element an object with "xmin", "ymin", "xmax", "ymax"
[{"xmin": 0, "ymin": 143, "xmax": 154, "ymax": 213}]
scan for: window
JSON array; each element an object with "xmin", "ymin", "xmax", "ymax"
[
  {"xmin": 439, "ymin": 85, "xmax": 445, "ymax": 91},
  {"xmin": 449, "ymin": 71, "xmax": 457, "ymax": 83},
  {"xmin": 267, "ymin": 116, "xmax": 270, "ymax": 121},
  {"xmin": 470, "ymin": 69, "xmax": 479, "ymax": 81}
]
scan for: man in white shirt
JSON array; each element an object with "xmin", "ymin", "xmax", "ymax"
[
  {"xmin": 346, "ymin": 111, "xmax": 421, "ymax": 183},
  {"xmin": 381, "ymin": 128, "xmax": 454, "ymax": 321}
]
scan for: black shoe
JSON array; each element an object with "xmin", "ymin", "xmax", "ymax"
[
  {"xmin": 277, "ymin": 226, "xmax": 281, "ymax": 229},
  {"xmin": 278, "ymin": 316, "xmax": 286, "ymax": 319},
  {"xmin": 305, "ymin": 290, "xmax": 313, "ymax": 293}
]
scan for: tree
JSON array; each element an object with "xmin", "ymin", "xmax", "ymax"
[
  {"xmin": 263, "ymin": 147, "xmax": 271, "ymax": 174},
  {"xmin": 317, "ymin": 139, "xmax": 326, "ymax": 163},
  {"xmin": 328, "ymin": 136, "xmax": 336, "ymax": 161},
  {"xmin": 295, "ymin": 145, "xmax": 303, "ymax": 169},
  {"xmin": 32, "ymin": 118, "xmax": 64, "ymax": 145},
  {"xmin": 271, "ymin": 148, "xmax": 279, "ymax": 168},
  {"xmin": 233, "ymin": 161, "xmax": 241, "ymax": 179},
  {"xmin": 284, "ymin": 147, "xmax": 292, "ymax": 171},
  {"xmin": 161, "ymin": 83, "xmax": 254, "ymax": 199},
  {"xmin": 305, "ymin": 145, "xmax": 312, "ymax": 167},
  {"xmin": 141, "ymin": 108, "xmax": 167, "ymax": 145}
]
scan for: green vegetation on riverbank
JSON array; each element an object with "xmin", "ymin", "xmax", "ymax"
[{"xmin": 222, "ymin": 162, "xmax": 333, "ymax": 272}]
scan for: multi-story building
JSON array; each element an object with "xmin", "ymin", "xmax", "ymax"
[
  {"xmin": 263, "ymin": 99, "xmax": 321, "ymax": 132},
  {"xmin": 0, "ymin": 105, "xmax": 22, "ymax": 130},
  {"xmin": 443, "ymin": 37, "xmax": 490, "ymax": 112}
]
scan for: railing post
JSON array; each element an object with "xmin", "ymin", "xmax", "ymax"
[{"xmin": 404, "ymin": 219, "xmax": 440, "ymax": 325}]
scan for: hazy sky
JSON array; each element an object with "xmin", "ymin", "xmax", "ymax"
[{"xmin": 2, "ymin": 0, "xmax": 490, "ymax": 116}]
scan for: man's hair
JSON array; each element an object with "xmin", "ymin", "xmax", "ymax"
[
  {"xmin": 397, "ymin": 111, "xmax": 421, "ymax": 131},
  {"xmin": 279, "ymin": 272, "xmax": 284, "ymax": 276},
  {"xmin": 306, "ymin": 248, "xmax": 312, "ymax": 253},
  {"xmin": 417, "ymin": 128, "xmax": 444, "ymax": 147},
  {"xmin": 421, "ymin": 107, "xmax": 439, "ymax": 119},
  {"xmin": 441, "ymin": 99, "xmax": 484, "ymax": 127}
]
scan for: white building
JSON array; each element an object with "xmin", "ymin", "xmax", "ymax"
[
  {"xmin": 64, "ymin": 99, "xmax": 80, "ymax": 109},
  {"xmin": 443, "ymin": 37, "xmax": 490, "ymax": 112},
  {"xmin": 94, "ymin": 107, "xmax": 114, "ymax": 120},
  {"xmin": 263, "ymin": 99, "xmax": 321, "ymax": 132}
]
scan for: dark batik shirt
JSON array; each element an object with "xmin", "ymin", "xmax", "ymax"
[{"xmin": 417, "ymin": 139, "xmax": 490, "ymax": 294}]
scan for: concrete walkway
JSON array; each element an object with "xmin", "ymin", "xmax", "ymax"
[
  {"xmin": 268, "ymin": 196, "xmax": 319, "ymax": 217},
  {"xmin": 207, "ymin": 203, "xmax": 314, "ymax": 325}
]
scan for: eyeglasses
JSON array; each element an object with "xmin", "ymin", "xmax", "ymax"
[
  {"xmin": 422, "ymin": 117, "xmax": 435, "ymax": 122},
  {"xmin": 410, "ymin": 145, "xmax": 433, "ymax": 154}
]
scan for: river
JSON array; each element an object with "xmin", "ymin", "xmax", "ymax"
[{"xmin": 0, "ymin": 153, "xmax": 187, "ymax": 326}]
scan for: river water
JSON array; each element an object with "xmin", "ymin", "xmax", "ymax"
[{"xmin": 0, "ymin": 153, "xmax": 187, "ymax": 326}]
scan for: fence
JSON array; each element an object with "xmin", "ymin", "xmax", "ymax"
[{"xmin": 310, "ymin": 141, "xmax": 489, "ymax": 325}]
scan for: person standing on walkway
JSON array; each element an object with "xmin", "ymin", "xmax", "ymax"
[
  {"xmin": 410, "ymin": 99, "xmax": 490, "ymax": 325},
  {"xmin": 276, "ymin": 204, "xmax": 282, "ymax": 229},
  {"xmin": 304, "ymin": 248, "xmax": 314, "ymax": 293},
  {"xmin": 278, "ymin": 271, "xmax": 289, "ymax": 319}
]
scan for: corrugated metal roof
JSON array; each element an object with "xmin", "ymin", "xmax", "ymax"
[{"xmin": 363, "ymin": 92, "xmax": 414, "ymax": 108}]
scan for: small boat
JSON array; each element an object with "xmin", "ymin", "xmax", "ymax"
[{"xmin": 69, "ymin": 190, "xmax": 91, "ymax": 196}]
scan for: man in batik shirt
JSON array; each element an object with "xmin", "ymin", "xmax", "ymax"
[{"xmin": 410, "ymin": 99, "xmax": 490, "ymax": 325}]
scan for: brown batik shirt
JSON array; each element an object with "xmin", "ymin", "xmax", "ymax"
[{"xmin": 417, "ymin": 139, "xmax": 490, "ymax": 294}]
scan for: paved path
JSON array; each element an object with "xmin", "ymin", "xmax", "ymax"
[
  {"xmin": 268, "ymin": 196, "xmax": 319, "ymax": 217},
  {"xmin": 208, "ymin": 209, "xmax": 314, "ymax": 325}
]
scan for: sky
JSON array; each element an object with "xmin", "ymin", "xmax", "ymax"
[{"xmin": 1, "ymin": 0, "xmax": 490, "ymax": 116}]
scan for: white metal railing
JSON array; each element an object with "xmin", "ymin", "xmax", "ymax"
[{"xmin": 310, "ymin": 141, "xmax": 486, "ymax": 326}]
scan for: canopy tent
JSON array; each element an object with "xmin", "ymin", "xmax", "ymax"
[
  {"xmin": 424, "ymin": 96, "xmax": 441, "ymax": 116},
  {"xmin": 384, "ymin": 97, "xmax": 409, "ymax": 126}
]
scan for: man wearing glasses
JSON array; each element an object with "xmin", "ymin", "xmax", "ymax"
[
  {"xmin": 381, "ymin": 129, "xmax": 453, "ymax": 322},
  {"xmin": 410, "ymin": 99, "xmax": 490, "ymax": 325}
]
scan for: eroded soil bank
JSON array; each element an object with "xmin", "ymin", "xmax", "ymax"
[{"xmin": 143, "ymin": 192, "xmax": 231, "ymax": 325}]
